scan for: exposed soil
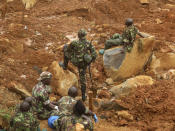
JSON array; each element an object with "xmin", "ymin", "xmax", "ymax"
[{"xmin": 0, "ymin": 0, "xmax": 175, "ymax": 130}]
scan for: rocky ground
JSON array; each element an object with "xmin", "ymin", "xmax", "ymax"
[{"xmin": 0, "ymin": 0, "xmax": 175, "ymax": 130}]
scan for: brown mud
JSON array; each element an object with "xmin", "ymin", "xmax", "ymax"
[{"xmin": 0, "ymin": 0, "xmax": 175, "ymax": 130}]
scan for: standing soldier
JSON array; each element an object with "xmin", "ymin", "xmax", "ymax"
[
  {"xmin": 9, "ymin": 101, "xmax": 40, "ymax": 131},
  {"xmin": 122, "ymin": 18, "xmax": 143, "ymax": 52},
  {"xmin": 32, "ymin": 71, "xmax": 59, "ymax": 120},
  {"xmin": 60, "ymin": 29, "xmax": 97, "ymax": 101}
]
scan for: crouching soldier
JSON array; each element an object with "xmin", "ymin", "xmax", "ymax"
[
  {"xmin": 32, "ymin": 71, "xmax": 59, "ymax": 120},
  {"xmin": 9, "ymin": 101, "xmax": 40, "ymax": 131},
  {"xmin": 48, "ymin": 100, "xmax": 97, "ymax": 131}
]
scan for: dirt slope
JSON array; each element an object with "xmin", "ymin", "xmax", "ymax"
[{"xmin": 0, "ymin": 0, "xmax": 175, "ymax": 130}]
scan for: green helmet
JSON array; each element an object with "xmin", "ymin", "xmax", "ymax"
[
  {"xmin": 78, "ymin": 29, "xmax": 87, "ymax": 38},
  {"xmin": 111, "ymin": 33, "xmax": 121, "ymax": 39}
]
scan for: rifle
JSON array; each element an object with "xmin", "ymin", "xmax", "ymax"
[{"xmin": 88, "ymin": 38, "xmax": 97, "ymax": 98}]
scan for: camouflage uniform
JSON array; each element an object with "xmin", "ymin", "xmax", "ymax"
[
  {"xmin": 53, "ymin": 114, "xmax": 93, "ymax": 131},
  {"xmin": 51, "ymin": 96, "xmax": 89, "ymax": 117},
  {"xmin": 105, "ymin": 33, "xmax": 123, "ymax": 50},
  {"xmin": 32, "ymin": 72, "xmax": 52, "ymax": 119},
  {"xmin": 122, "ymin": 25, "xmax": 139, "ymax": 52},
  {"xmin": 57, "ymin": 96, "xmax": 77, "ymax": 113},
  {"xmin": 10, "ymin": 111, "xmax": 39, "ymax": 131},
  {"xmin": 63, "ymin": 29, "xmax": 97, "ymax": 101}
]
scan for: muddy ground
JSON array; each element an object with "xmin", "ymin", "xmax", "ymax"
[{"xmin": 0, "ymin": 0, "xmax": 175, "ymax": 130}]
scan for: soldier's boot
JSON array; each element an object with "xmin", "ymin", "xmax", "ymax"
[{"xmin": 81, "ymin": 85, "xmax": 86, "ymax": 101}]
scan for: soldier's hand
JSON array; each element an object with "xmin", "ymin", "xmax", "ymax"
[{"xmin": 54, "ymin": 106, "xmax": 59, "ymax": 111}]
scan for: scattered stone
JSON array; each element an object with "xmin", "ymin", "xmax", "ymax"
[
  {"xmin": 157, "ymin": 69, "xmax": 175, "ymax": 80},
  {"xmin": 7, "ymin": 81, "xmax": 31, "ymax": 98},
  {"xmin": 20, "ymin": 75, "xmax": 27, "ymax": 79},
  {"xmin": 92, "ymin": 68, "xmax": 101, "ymax": 79},
  {"xmin": 155, "ymin": 18, "xmax": 163, "ymax": 24},
  {"xmin": 99, "ymin": 98, "xmax": 128, "ymax": 111},
  {"xmin": 103, "ymin": 24, "xmax": 110, "ymax": 28},
  {"xmin": 48, "ymin": 61, "xmax": 79, "ymax": 96},
  {"xmin": 150, "ymin": 53, "xmax": 175, "ymax": 75},
  {"xmin": 100, "ymin": 33, "xmax": 107, "ymax": 38},
  {"xmin": 97, "ymin": 28, "xmax": 103, "ymax": 32},
  {"xmin": 165, "ymin": 4, "xmax": 175, "ymax": 9},
  {"xmin": 139, "ymin": 0, "xmax": 149, "ymax": 4},
  {"xmin": 109, "ymin": 75, "xmax": 154, "ymax": 98},
  {"xmin": 117, "ymin": 111, "xmax": 133, "ymax": 121},
  {"xmin": 105, "ymin": 78, "xmax": 114, "ymax": 85},
  {"xmin": 97, "ymin": 90, "xmax": 111, "ymax": 99},
  {"xmin": 24, "ymin": 38, "xmax": 32, "ymax": 46},
  {"xmin": 24, "ymin": 15, "xmax": 28, "ymax": 18},
  {"xmin": 22, "ymin": 0, "xmax": 37, "ymax": 10}
]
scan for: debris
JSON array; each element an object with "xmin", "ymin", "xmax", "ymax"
[
  {"xmin": 48, "ymin": 61, "xmax": 78, "ymax": 96},
  {"xmin": 7, "ymin": 81, "xmax": 31, "ymax": 98},
  {"xmin": 97, "ymin": 90, "xmax": 111, "ymax": 99},
  {"xmin": 35, "ymin": 31, "xmax": 42, "ymax": 36},
  {"xmin": 117, "ymin": 111, "xmax": 134, "ymax": 121},
  {"xmin": 155, "ymin": 18, "xmax": 163, "ymax": 24},
  {"xmin": 139, "ymin": 0, "xmax": 149, "ymax": 4},
  {"xmin": 20, "ymin": 75, "xmax": 27, "ymax": 79},
  {"xmin": 105, "ymin": 78, "xmax": 114, "ymax": 85}
]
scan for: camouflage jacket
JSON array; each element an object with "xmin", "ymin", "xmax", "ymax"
[
  {"xmin": 57, "ymin": 96, "xmax": 77, "ymax": 113},
  {"xmin": 54, "ymin": 114, "xmax": 93, "ymax": 131},
  {"xmin": 51, "ymin": 96, "xmax": 89, "ymax": 117},
  {"xmin": 122, "ymin": 25, "xmax": 139, "ymax": 45},
  {"xmin": 32, "ymin": 82, "xmax": 52, "ymax": 113},
  {"xmin": 66, "ymin": 38, "xmax": 97, "ymax": 66},
  {"xmin": 10, "ymin": 111, "xmax": 39, "ymax": 131}
]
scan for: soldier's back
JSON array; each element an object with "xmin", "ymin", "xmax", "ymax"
[
  {"xmin": 56, "ymin": 114, "xmax": 93, "ymax": 131},
  {"xmin": 58, "ymin": 96, "xmax": 77, "ymax": 113}
]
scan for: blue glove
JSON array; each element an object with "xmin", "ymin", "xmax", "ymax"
[
  {"xmin": 93, "ymin": 114, "xmax": 98, "ymax": 123},
  {"xmin": 48, "ymin": 116, "xmax": 60, "ymax": 129}
]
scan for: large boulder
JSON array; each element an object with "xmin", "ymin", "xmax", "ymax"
[
  {"xmin": 109, "ymin": 75, "xmax": 154, "ymax": 98},
  {"xmin": 103, "ymin": 36, "xmax": 156, "ymax": 81},
  {"xmin": 7, "ymin": 81, "xmax": 31, "ymax": 98},
  {"xmin": 150, "ymin": 53, "xmax": 175, "ymax": 75},
  {"xmin": 49, "ymin": 61, "xmax": 79, "ymax": 96}
]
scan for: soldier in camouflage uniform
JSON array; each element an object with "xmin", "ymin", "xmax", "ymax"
[
  {"xmin": 32, "ymin": 71, "xmax": 59, "ymax": 120},
  {"xmin": 60, "ymin": 29, "xmax": 97, "ymax": 101},
  {"xmin": 122, "ymin": 18, "xmax": 143, "ymax": 52},
  {"xmin": 49, "ymin": 100, "xmax": 94, "ymax": 131},
  {"xmin": 57, "ymin": 86, "xmax": 78, "ymax": 113},
  {"xmin": 9, "ymin": 101, "xmax": 40, "ymax": 131}
]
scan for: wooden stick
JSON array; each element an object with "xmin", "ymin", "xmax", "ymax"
[{"xmin": 88, "ymin": 91, "xmax": 93, "ymax": 111}]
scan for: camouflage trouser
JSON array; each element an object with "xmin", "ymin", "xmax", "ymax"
[
  {"xmin": 124, "ymin": 44, "xmax": 133, "ymax": 53},
  {"xmin": 78, "ymin": 66, "xmax": 87, "ymax": 97},
  {"xmin": 105, "ymin": 38, "xmax": 122, "ymax": 50},
  {"xmin": 9, "ymin": 127, "xmax": 40, "ymax": 131},
  {"xmin": 37, "ymin": 109, "xmax": 52, "ymax": 120}
]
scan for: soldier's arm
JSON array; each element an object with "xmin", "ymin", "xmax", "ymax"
[{"xmin": 88, "ymin": 42, "xmax": 97, "ymax": 62}]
